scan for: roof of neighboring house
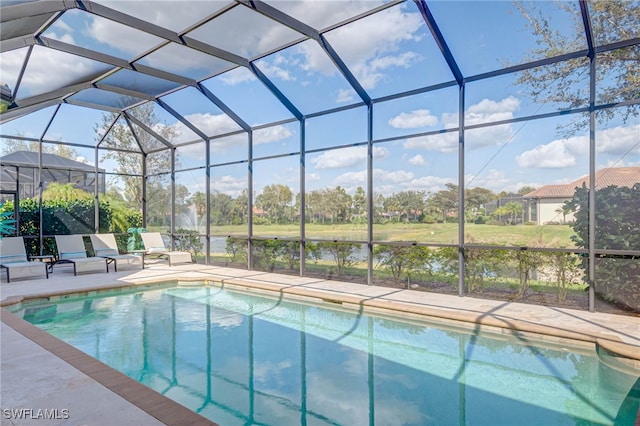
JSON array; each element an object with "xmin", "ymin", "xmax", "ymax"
[
  {"xmin": 0, "ymin": 150, "xmax": 101, "ymax": 172},
  {"xmin": 523, "ymin": 167, "xmax": 640, "ymax": 199}
]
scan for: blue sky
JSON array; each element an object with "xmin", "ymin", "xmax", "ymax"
[{"xmin": 1, "ymin": 0, "xmax": 638, "ymax": 200}]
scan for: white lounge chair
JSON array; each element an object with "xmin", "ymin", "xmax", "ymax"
[
  {"xmin": 90, "ymin": 233, "xmax": 144, "ymax": 272},
  {"xmin": 0, "ymin": 236, "xmax": 49, "ymax": 283},
  {"xmin": 54, "ymin": 235, "xmax": 108, "ymax": 275},
  {"xmin": 141, "ymin": 232, "xmax": 193, "ymax": 266}
]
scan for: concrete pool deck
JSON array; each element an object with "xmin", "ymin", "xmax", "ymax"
[{"xmin": 1, "ymin": 262, "xmax": 639, "ymax": 425}]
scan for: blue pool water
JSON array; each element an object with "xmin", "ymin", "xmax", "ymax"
[{"xmin": 11, "ymin": 284, "xmax": 640, "ymax": 426}]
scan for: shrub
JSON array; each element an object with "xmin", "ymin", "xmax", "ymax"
[
  {"xmin": 374, "ymin": 244, "xmax": 434, "ymax": 287},
  {"xmin": 173, "ymin": 228, "xmax": 204, "ymax": 259},
  {"xmin": 317, "ymin": 241, "xmax": 359, "ymax": 277},
  {"xmin": 567, "ymin": 183, "xmax": 640, "ymax": 312}
]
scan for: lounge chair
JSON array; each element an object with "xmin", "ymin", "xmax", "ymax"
[
  {"xmin": 54, "ymin": 235, "xmax": 108, "ymax": 275},
  {"xmin": 0, "ymin": 236, "xmax": 49, "ymax": 283},
  {"xmin": 90, "ymin": 233, "xmax": 144, "ymax": 272},
  {"xmin": 140, "ymin": 232, "xmax": 193, "ymax": 266}
]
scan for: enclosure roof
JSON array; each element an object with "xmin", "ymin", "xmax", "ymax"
[
  {"xmin": 0, "ymin": 0, "xmax": 639, "ymax": 153},
  {"xmin": 0, "ymin": 150, "xmax": 100, "ymax": 172}
]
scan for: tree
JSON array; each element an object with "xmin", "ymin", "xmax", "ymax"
[
  {"xmin": 352, "ymin": 186, "xmax": 367, "ymax": 220},
  {"xmin": 96, "ymin": 103, "xmax": 179, "ymax": 211},
  {"xmin": 427, "ymin": 183, "xmax": 458, "ymax": 222},
  {"xmin": 493, "ymin": 201, "xmax": 523, "ymax": 225},
  {"xmin": 383, "ymin": 190, "xmax": 425, "ymax": 223},
  {"xmin": 210, "ymin": 190, "xmax": 233, "ymax": 226},
  {"xmin": 322, "ymin": 187, "xmax": 352, "ymax": 224},
  {"xmin": 554, "ymin": 205, "xmax": 572, "ymax": 224},
  {"xmin": 517, "ymin": 186, "xmax": 536, "ymax": 196},
  {"xmin": 41, "ymin": 182, "xmax": 93, "ymax": 203},
  {"xmin": 230, "ymin": 189, "xmax": 249, "ymax": 225},
  {"xmin": 374, "ymin": 245, "xmax": 433, "ymax": 287},
  {"xmin": 255, "ymin": 184, "xmax": 293, "ymax": 224},
  {"xmin": 465, "ymin": 187, "xmax": 496, "ymax": 211},
  {"xmin": 318, "ymin": 241, "xmax": 359, "ymax": 277},
  {"xmin": 515, "ymin": 2, "xmax": 640, "ymax": 135},
  {"xmin": 566, "ymin": 183, "xmax": 640, "ymax": 312},
  {"xmin": 190, "ymin": 191, "xmax": 207, "ymax": 217},
  {"xmin": 1, "ymin": 136, "xmax": 79, "ymax": 159}
]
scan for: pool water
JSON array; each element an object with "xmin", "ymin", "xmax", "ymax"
[{"xmin": 12, "ymin": 284, "xmax": 640, "ymax": 426}]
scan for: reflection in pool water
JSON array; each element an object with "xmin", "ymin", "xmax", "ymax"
[{"xmin": 14, "ymin": 285, "xmax": 640, "ymax": 426}]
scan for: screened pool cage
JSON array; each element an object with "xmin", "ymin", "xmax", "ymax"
[{"xmin": 1, "ymin": 0, "xmax": 638, "ymax": 315}]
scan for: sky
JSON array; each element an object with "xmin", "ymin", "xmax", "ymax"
[{"xmin": 1, "ymin": 0, "xmax": 638, "ymax": 200}]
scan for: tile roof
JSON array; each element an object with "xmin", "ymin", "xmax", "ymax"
[{"xmin": 523, "ymin": 167, "xmax": 640, "ymax": 199}]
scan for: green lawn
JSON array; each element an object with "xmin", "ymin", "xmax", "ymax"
[{"xmin": 208, "ymin": 222, "xmax": 577, "ymax": 248}]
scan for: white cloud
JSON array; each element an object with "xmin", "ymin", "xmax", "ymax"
[
  {"xmin": 220, "ymin": 67, "xmax": 257, "ymax": 85},
  {"xmin": 334, "ymin": 169, "xmax": 367, "ymax": 187},
  {"xmin": 306, "ymin": 172, "xmax": 321, "ymax": 182},
  {"xmin": 465, "ymin": 169, "xmax": 514, "ymax": 192},
  {"xmin": 254, "ymin": 126, "xmax": 294, "ymax": 145},
  {"xmin": 399, "ymin": 97, "xmax": 520, "ymax": 153},
  {"xmin": 1, "ymin": 49, "xmax": 28, "ymax": 95},
  {"xmin": 258, "ymin": 57, "xmax": 295, "ymax": 81},
  {"xmin": 373, "ymin": 168, "xmax": 414, "ymax": 184},
  {"xmin": 85, "ymin": 13, "xmax": 161, "ymax": 57},
  {"xmin": 463, "ymin": 97, "xmax": 520, "ymax": 149},
  {"xmin": 465, "ymin": 123, "xmax": 516, "ymax": 150},
  {"xmin": 403, "ymin": 132, "xmax": 458, "ymax": 153},
  {"xmin": 211, "ymin": 174, "xmax": 246, "ymax": 197},
  {"xmin": 269, "ymin": 1, "xmax": 385, "ymax": 32},
  {"xmin": 187, "ymin": 113, "xmax": 239, "ymax": 135},
  {"xmin": 516, "ymin": 139, "xmax": 576, "ymax": 168},
  {"xmin": 336, "ymin": 89, "xmax": 355, "ymax": 103},
  {"xmin": 405, "ymin": 175, "xmax": 455, "ymax": 194},
  {"xmin": 304, "ymin": 5, "xmax": 424, "ymax": 90},
  {"xmin": 596, "ymin": 123, "xmax": 640, "ymax": 155},
  {"xmin": 47, "ymin": 19, "xmax": 75, "ymax": 44},
  {"xmin": 97, "ymin": 1, "xmax": 218, "ymax": 33},
  {"xmin": 17, "ymin": 47, "xmax": 109, "ymax": 99},
  {"xmin": 408, "ymin": 154, "xmax": 426, "ymax": 166},
  {"xmin": 51, "ymin": 19, "xmax": 73, "ymax": 34},
  {"xmin": 467, "ymin": 96, "xmax": 520, "ymax": 117},
  {"xmin": 163, "ymin": 113, "xmax": 240, "ymax": 144},
  {"xmin": 312, "ymin": 146, "xmax": 388, "ymax": 169},
  {"xmin": 515, "ymin": 123, "xmax": 639, "ymax": 169},
  {"xmin": 389, "ymin": 109, "xmax": 438, "ymax": 129}
]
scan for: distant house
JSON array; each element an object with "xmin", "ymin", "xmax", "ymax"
[
  {"xmin": 252, "ymin": 206, "xmax": 268, "ymax": 217},
  {"xmin": 484, "ymin": 193, "xmax": 535, "ymax": 224},
  {"xmin": 523, "ymin": 167, "xmax": 640, "ymax": 225},
  {"xmin": 0, "ymin": 150, "xmax": 105, "ymax": 199}
]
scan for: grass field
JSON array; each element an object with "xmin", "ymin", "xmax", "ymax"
[{"xmin": 207, "ymin": 222, "xmax": 578, "ymax": 248}]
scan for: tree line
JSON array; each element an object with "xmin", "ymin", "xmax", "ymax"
[{"xmin": 172, "ymin": 183, "xmax": 537, "ymax": 227}]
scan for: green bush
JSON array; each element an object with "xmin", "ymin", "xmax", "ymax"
[
  {"xmin": 0, "ymin": 197, "xmax": 144, "ymax": 256},
  {"xmin": 374, "ymin": 244, "xmax": 437, "ymax": 287},
  {"xmin": 173, "ymin": 228, "xmax": 204, "ymax": 259},
  {"xmin": 226, "ymin": 237, "xmax": 248, "ymax": 265},
  {"xmin": 566, "ymin": 183, "xmax": 640, "ymax": 312}
]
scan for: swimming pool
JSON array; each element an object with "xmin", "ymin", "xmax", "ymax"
[{"xmin": 10, "ymin": 283, "xmax": 640, "ymax": 425}]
